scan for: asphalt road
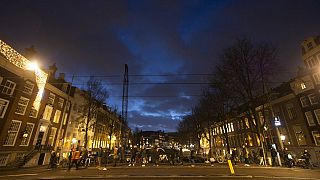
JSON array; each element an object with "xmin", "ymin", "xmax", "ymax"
[{"xmin": 0, "ymin": 164, "xmax": 319, "ymax": 180}]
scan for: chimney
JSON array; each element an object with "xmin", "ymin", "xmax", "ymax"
[
  {"xmin": 58, "ymin": 73, "xmax": 65, "ymax": 80},
  {"xmin": 48, "ymin": 63, "xmax": 58, "ymax": 78}
]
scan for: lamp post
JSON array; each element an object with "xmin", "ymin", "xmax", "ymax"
[{"xmin": 274, "ymin": 116, "xmax": 284, "ymax": 150}]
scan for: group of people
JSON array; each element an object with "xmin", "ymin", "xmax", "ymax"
[
  {"xmin": 229, "ymin": 145, "xmax": 312, "ymax": 168},
  {"xmin": 48, "ymin": 145, "xmax": 312, "ymax": 170},
  {"xmin": 128, "ymin": 146, "xmax": 185, "ymax": 167}
]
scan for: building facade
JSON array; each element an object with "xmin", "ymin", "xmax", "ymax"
[{"xmin": 0, "ymin": 40, "xmax": 72, "ymax": 167}]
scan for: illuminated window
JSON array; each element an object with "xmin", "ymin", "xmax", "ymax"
[
  {"xmin": 20, "ymin": 123, "xmax": 34, "ymax": 146},
  {"xmin": 63, "ymin": 113, "xmax": 68, "ymax": 125},
  {"xmin": 305, "ymin": 111, "xmax": 316, "ymax": 126},
  {"xmin": 293, "ymin": 125, "xmax": 307, "ymax": 146},
  {"xmin": 48, "ymin": 93, "xmax": 55, "ymax": 105},
  {"xmin": 15, "ymin": 97, "xmax": 29, "ymax": 115},
  {"xmin": 307, "ymin": 57, "xmax": 319, "ymax": 69},
  {"xmin": 3, "ymin": 120, "xmax": 21, "ymax": 146},
  {"xmin": 48, "ymin": 127, "xmax": 57, "ymax": 146},
  {"xmin": 301, "ymin": 83, "xmax": 306, "ymax": 89},
  {"xmin": 58, "ymin": 98, "xmax": 64, "ymax": 108},
  {"xmin": 308, "ymin": 93, "xmax": 318, "ymax": 105},
  {"xmin": 0, "ymin": 153, "xmax": 9, "ymax": 166},
  {"xmin": 0, "ymin": 98, "xmax": 9, "ymax": 118},
  {"xmin": 53, "ymin": 110, "xmax": 61, "ymax": 123},
  {"xmin": 312, "ymin": 131, "xmax": 320, "ymax": 146},
  {"xmin": 43, "ymin": 105, "xmax": 53, "ymax": 120},
  {"xmin": 66, "ymin": 101, "xmax": 71, "ymax": 112},
  {"xmin": 286, "ymin": 103, "xmax": 297, "ymax": 120},
  {"xmin": 2, "ymin": 80, "xmax": 16, "ymax": 95},
  {"xmin": 313, "ymin": 72, "xmax": 320, "ymax": 84},
  {"xmin": 300, "ymin": 96, "xmax": 309, "ymax": 107},
  {"xmin": 279, "ymin": 127, "xmax": 290, "ymax": 145},
  {"xmin": 29, "ymin": 106, "xmax": 38, "ymax": 118},
  {"xmin": 314, "ymin": 109, "xmax": 320, "ymax": 124},
  {"xmin": 23, "ymin": 81, "xmax": 34, "ymax": 95}
]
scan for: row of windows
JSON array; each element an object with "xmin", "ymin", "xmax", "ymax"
[
  {"xmin": 0, "ymin": 77, "xmax": 36, "ymax": 96},
  {"xmin": 306, "ymin": 54, "xmax": 320, "ymax": 69},
  {"xmin": 300, "ymin": 93, "xmax": 318, "ymax": 107},
  {"xmin": 305, "ymin": 110, "xmax": 320, "ymax": 126},
  {"xmin": 3, "ymin": 120, "xmax": 35, "ymax": 146},
  {"xmin": 2, "ymin": 120, "xmax": 65, "ymax": 147}
]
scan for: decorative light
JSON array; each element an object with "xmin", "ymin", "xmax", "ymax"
[
  {"xmin": 280, "ymin": 135, "xmax": 286, "ymax": 141},
  {"xmin": 39, "ymin": 125, "xmax": 46, "ymax": 132},
  {"xmin": 0, "ymin": 40, "xmax": 48, "ymax": 111},
  {"xmin": 26, "ymin": 61, "xmax": 39, "ymax": 71}
]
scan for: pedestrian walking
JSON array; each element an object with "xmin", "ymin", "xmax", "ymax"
[
  {"xmin": 153, "ymin": 146, "xmax": 159, "ymax": 166},
  {"xmin": 169, "ymin": 147, "xmax": 175, "ymax": 166},
  {"xmin": 283, "ymin": 148, "xmax": 294, "ymax": 168},
  {"xmin": 242, "ymin": 145, "xmax": 250, "ymax": 166},
  {"xmin": 231, "ymin": 148, "xmax": 238, "ymax": 165},
  {"xmin": 141, "ymin": 148, "xmax": 146, "ymax": 166},
  {"xmin": 49, "ymin": 150, "xmax": 57, "ymax": 169},
  {"xmin": 259, "ymin": 148, "xmax": 265, "ymax": 166},
  {"xmin": 113, "ymin": 146, "xmax": 118, "ymax": 167},
  {"xmin": 179, "ymin": 147, "xmax": 183, "ymax": 165},
  {"xmin": 97, "ymin": 147, "xmax": 103, "ymax": 168},
  {"xmin": 129, "ymin": 147, "xmax": 137, "ymax": 166},
  {"xmin": 190, "ymin": 149, "xmax": 195, "ymax": 167},
  {"xmin": 68, "ymin": 148, "xmax": 81, "ymax": 170},
  {"xmin": 271, "ymin": 147, "xmax": 278, "ymax": 167}
]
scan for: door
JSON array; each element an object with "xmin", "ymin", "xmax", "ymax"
[
  {"xmin": 38, "ymin": 153, "xmax": 45, "ymax": 165},
  {"xmin": 36, "ymin": 131, "xmax": 44, "ymax": 149}
]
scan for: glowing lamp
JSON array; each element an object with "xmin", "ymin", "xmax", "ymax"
[{"xmin": 26, "ymin": 61, "xmax": 39, "ymax": 71}]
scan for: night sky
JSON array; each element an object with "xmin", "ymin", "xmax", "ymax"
[{"xmin": 1, "ymin": 0, "xmax": 319, "ymax": 132}]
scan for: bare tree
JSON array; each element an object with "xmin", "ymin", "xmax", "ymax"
[
  {"xmin": 212, "ymin": 38, "xmax": 278, "ymax": 158},
  {"xmin": 80, "ymin": 76, "xmax": 109, "ymax": 149}
]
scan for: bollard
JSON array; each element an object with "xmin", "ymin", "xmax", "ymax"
[{"xmin": 227, "ymin": 159, "xmax": 235, "ymax": 175}]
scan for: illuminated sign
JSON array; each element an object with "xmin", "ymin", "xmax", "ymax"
[{"xmin": 274, "ymin": 116, "xmax": 281, "ymax": 126}]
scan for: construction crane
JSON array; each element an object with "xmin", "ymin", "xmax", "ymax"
[
  {"xmin": 120, "ymin": 64, "xmax": 129, "ymax": 160},
  {"xmin": 122, "ymin": 64, "xmax": 129, "ymax": 125}
]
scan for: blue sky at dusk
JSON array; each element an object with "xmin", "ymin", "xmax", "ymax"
[{"xmin": 1, "ymin": 0, "xmax": 320, "ymax": 132}]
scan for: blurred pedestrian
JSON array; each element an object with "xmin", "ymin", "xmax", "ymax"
[
  {"xmin": 259, "ymin": 148, "xmax": 265, "ymax": 166},
  {"xmin": 271, "ymin": 147, "xmax": 277, "ymax": 167},
  {"xmin": 302, "ymin": 149, "xmax": 311, "ymax": 168},
  {"xmin": 190, "ymin": 149, "xmax": 195, "ymax": 167},
  {"xmin": 97, "ymin": 147, "xmax": 103, "ymax": 168},
  {"xmin": 49, "ymin": 150, "xmax": 57, "ymax": 169},
  {"xmin": 68, "ymin": 148, "xmax": 80, "ymax": 170},
  {"xmin": 231, "ymin": 148, "xmax": 238, "ymax": 165},
  {"xmin": 129, "ymin": 146, "xmax": 137, "ymax": 166},
  {"xmin": 242, "ymin": 145, "xmax": 250, "ymax": 166},
  {"xmin": 153, "ymin": 146, "xmax": 159, "ymax": 166}
]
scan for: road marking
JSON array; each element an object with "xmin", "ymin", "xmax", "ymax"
[
  {"xmin": 254, "ymin": 175, "xmax": 320, "ymax": 180},
  {"xmin": 7, "ymin": 173, "xmax": 38, "ymax": 177}
]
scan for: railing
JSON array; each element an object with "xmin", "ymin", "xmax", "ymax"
[{"xmin": 34, "ymin": 144, "xmax": 54, "ymax": 152}]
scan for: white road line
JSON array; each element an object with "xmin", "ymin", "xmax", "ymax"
[
  {"xmin": 6, "ymin": 173, "xmax": 38, "ymax": 177},
  {"xmin": 254, "ymin": 175, "xmax": 320, "ymax": 180}
]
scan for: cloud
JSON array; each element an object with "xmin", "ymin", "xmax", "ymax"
[{"xmin": 1, "ymin": 0, "xmax": 320, "ymax": 132}]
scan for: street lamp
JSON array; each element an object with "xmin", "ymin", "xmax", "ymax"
[{"xmin": 274, "ymin": 116, "xmax": 284, "ymax": 150}]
